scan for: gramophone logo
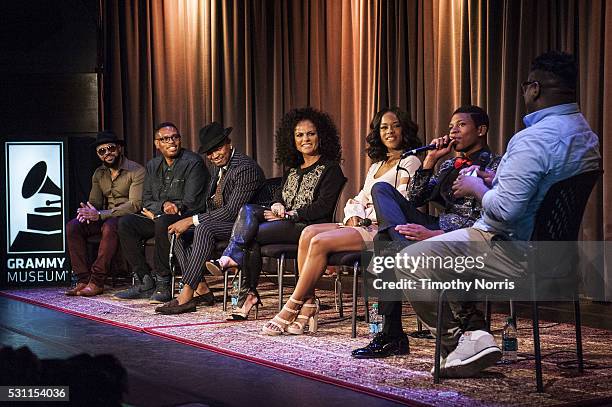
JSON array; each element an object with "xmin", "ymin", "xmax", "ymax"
[{"xmin": 6, "ymin": 142, "xmax": 65, "ymax": 253}]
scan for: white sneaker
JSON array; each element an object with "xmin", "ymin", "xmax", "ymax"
[{"xmin": 435, "ymin": 330, "xmax": 501, "ymax": 378}]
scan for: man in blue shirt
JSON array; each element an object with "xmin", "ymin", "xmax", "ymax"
[{"xmin": 385, "ymin": 51, "xmax": 600, "ymax": 378}]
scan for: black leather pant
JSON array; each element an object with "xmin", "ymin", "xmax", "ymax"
[{"xmin": 223, "ymin": 204, "xmax": 305, "ymax": 290}]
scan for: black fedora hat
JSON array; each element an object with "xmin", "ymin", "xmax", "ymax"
[
  {"xmin": 92, "ymin": 131, "xmax": 124, "ymax": 148},
  {"xmin": 198, "ymin": 122, "xmax": 233, "ymax": 154}
]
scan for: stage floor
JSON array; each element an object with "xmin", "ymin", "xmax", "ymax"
[{"xmin": 0, "ymin": 295, "xmax": 403, "ymax": 407}]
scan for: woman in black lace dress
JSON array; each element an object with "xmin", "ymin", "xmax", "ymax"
[{"xmin": 206, "ymin": 107, "xmax": 345, "ymax": 320}]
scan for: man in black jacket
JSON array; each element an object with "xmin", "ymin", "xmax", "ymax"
[
  {"xmin": 154, "ymin": 122, "xmax": 264, "ymax": 314},
  {"xmin": 115, "ymin": 122, "xmax": 209, "ymax": 302}
]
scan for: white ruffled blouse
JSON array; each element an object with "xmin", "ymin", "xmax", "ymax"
[{"xmin": 342, "ymin": 156, "xmax": 421, "ymax": 224}]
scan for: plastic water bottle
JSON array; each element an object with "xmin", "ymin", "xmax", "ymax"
[
  {"xmin": 369, "ymin": 303, "xmax": 383, "ymax": 336},
  {"xmin": 70, "ymin": 273, "xmax": 78, "ymax": 287},
  {"xmin": 230, "ymin": 280, "xmax": 240, "ymax": 311},
  {"xmin": 502, "ymin": 317, "xmax": 518, "ymax": 363}
]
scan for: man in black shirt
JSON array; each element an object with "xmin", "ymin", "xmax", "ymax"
[{"xmin": 115, "ymin": 122, "xmax": 209, "ymax": 303}]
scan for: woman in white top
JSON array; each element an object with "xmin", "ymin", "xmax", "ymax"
[{"xmin": 262, "ymin": 107, "xmax": 422, "ymax": 336}]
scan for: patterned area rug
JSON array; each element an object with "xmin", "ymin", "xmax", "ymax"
[{"xmin": 2, "ymin": 279, "xmax": 612, "ymax": 407}]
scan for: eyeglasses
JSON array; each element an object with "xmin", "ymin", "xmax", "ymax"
[
  {"xmin": 156, "ymin": 134, "xmax": 181, "ymax": 144},
  {"xmin": 96, "ymin": 144, "xmax": 118, "ymax": 156},
  {"xmin": 380, "ymin": 123, "xmax": 402, "ymax": 132},
  {"xmin": 521, "ymin": 80, "xmax": 540, "ymax": 93}
]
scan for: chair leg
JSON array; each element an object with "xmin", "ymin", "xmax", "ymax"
[
  {"xmin": 223, "ymin": 270, "xmax": 229, "ymax": 312},
  {"xmin": 485, "ymin": 297, "xmax": 491, "ymax": 332},
  {"xmin": 361, "ymin": 263, "xmax": 369, "ymax": 324},
  {"xmin": 532, "ymin": 301, "xmax": 544, "ymax": 392},
  {"xmin": 278, "ymin": 254, "xmax": 285, "ymax": 311},
  {"xmin": 336, "ymin": 272, "xmax": 344, "ymax": 317},
  {"xmin": 434, "ymin": 288, "xmax": 447, "ymax": 384},
  {"xmin": 574, "ymin": 299, "xmax": 584, "ymax": 373},
  {"xmin": 510, "ymin": 299, "xmax": 516, "ymax": 326},
  {"xmin": 294, "ymin": 259, "xmax": 299, "ymax": 286},
  {"xmin": 352, "ymin": 263, "xmax": 358, "ymax": 338},
  {"xmin": 485, "ymin": 297, "xmax": 493, "ymax": 332},
  {"xmin": 410, "ymin": 317, "xmax": 432, "ymax": 339}
]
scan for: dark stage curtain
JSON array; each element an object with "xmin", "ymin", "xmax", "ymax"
[{"xmin": 105, "ymin": 0, "xmax": 611, "ymax": 240}]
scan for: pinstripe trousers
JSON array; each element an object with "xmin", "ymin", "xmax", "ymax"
[{"xmin": 174, "ymin": 221, "xmax": 234, "ymax": 288}]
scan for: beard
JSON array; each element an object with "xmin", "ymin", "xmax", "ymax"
[{"xmin": 102, "ymin": 155, "xmax": 121, "ymax": 169}]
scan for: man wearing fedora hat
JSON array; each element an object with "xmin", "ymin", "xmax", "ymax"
[
  {"xmin": 155, "ymin": 121, "xmax": 264, "ymax": 314},
  {"xmin": 115, "ymin": 122, "xmax": 210, "ymax": 303},
  {"xmin": 65, "ymin": 131, "xmax": 145, "ymax": 297}
]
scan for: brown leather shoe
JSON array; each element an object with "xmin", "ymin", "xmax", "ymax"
[
  {"xmin": 65, "ymin": 282, "xmax": 87, "ymax": 296},
  {"xmin": 78, "ymin": 282, "xmax": 104, "ymax": 297},
  {"xmin": 155, "ymin": 298, "xmax": 196, "ymax": 314}
]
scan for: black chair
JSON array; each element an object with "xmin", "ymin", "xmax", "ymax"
[
  {"xmin": 433, "ymin": 169, "xmax": 602, "ymax": 391},
  {"xmin": 260, "ymin": 244, "xmax": 299, "ymax": 311},
  {"xmin": 327, "ymin": 251, "xmax": 370, "ymax": 338},
  {"xmin": 251, "ymin": 177, "xmax": 284, "ymax": 208},
  {"xmin": 259, "ymin": 177, "xmax": 348, "ymax": 311}
]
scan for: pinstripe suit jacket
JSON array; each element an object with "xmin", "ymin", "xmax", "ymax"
[{"xmin": 195, "ymin": 150, "xmax": 265, "ymax": 224}]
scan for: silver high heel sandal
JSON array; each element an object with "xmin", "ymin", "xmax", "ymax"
[
  {"xmin": 261, "ymin": 297, "xmax": 303, "ymax": 336},
  {"xmin": 286, "ymin": 298, "xmax": 319, "ymax": 335}
]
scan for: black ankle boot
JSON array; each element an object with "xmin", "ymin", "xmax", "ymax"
[
  {"xmin": 114, "ymin": 274, "xmax": 155, "ymax": 300},
  {"xmin": 149, "ymin": 276, "xmax": 172, "ymax": 304}
]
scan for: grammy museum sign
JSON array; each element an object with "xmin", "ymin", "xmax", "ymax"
[{"xmin": 2, "ymin": 138, "xmax": 70, "ymax": 287}]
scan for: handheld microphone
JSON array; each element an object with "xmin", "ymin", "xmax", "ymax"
[
  {"xmin": 478, "ymin": 152, "xmax": 491, "ymax": 171},
  {"xmin": 400, "ymin": 144, "xmax": 436, "ymax": 159},
  {"xmin": 400, "ymin": 139, "xmax": 453, "ymax": 159},
  {"xmin": 467, "ymin": 151, "xmax": 492, "ymax": 177},
  {"xmin": 284, "ymin": 212, "xmax": 299, "ymax": 221},
  {"xmin": 358, "ymin": 218, "xmax": 372, "ymax": 227}
]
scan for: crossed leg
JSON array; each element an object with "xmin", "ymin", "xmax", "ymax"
[{"xmin": 263, "ymin": 224, "xmax": 365, "ymax": 334}]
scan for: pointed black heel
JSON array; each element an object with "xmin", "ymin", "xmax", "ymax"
[{"xmin": 227, "ymin": 290, "xmax": 262, "ymax": 321}]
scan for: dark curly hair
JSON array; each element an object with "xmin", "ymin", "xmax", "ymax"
[
  {"xmin": 366, "ymin": 107, "xmax": 421, "ymax": 162},
  {"xmin": 531, "ymin": 51, "xmax": 577, "ymax": 90},
  {"xmin": 274, "ymin": 107, "xmax": 342, "ymax": 168}
]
